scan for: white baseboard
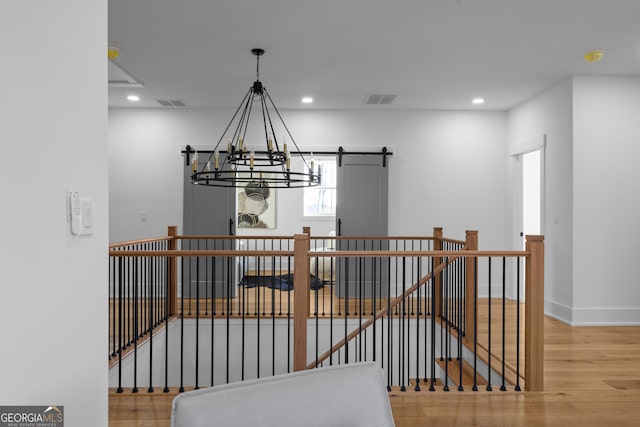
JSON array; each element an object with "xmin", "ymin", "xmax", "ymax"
[
  {"xmin": 570, "ymin": 307, "xmax": 640, "ymax": 326},
  {"xmin": 544, "ymin": 299, "xmax": 573, "ymax": 324},
  {"xmin": 544, "ymin": 299, "xmax": 640, "ymax": 326}
]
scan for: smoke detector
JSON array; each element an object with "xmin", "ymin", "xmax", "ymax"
[
  {"xmin": 108, "ymin": 43, "xmax": 120, "ymax": 60},
  {"xmin": 583, "ymin": 50, "xmax": 604, "ymax": 63}
]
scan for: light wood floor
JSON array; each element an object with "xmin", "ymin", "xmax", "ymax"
[{"xmin": 109, "ymin": 308, "xmax": 640, "ymax": 426}]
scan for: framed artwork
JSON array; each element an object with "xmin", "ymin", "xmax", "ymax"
[{"xmin": 237, "ymin": 180, "xmax": 276, "ymax": 228}]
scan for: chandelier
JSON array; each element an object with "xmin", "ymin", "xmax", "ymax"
[{"xmin": 191, "ymin": 48, "xmax": 320, "ymax": 188}]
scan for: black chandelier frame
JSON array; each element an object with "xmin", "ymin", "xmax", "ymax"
[{"xmin": 191, "ymin": 48, "xmax": 320, "ymax": 189}]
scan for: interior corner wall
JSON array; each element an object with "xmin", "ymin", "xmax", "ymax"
[
  {"xmin": 572, "ymin": 76, "xmax": 640, "ymax": 325},
  {"xmin": 0, "ymin": 1, "xmax": 108, "ymax": 426},
  {"xmin": 507, "ymin": 79, "xmax": 574, "ymax": 323},
  {"xmin": 109, "ymin": 108, "xmax": 508, "ymax": 248}
]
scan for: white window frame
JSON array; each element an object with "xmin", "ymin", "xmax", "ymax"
[{"xmin": 303, "ymin": 157, "xmax": 337, "ymax": 218}]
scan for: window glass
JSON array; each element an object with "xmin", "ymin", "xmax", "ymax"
[{"xmin": 303, "ymin": 158, "xmax": 336, "ymax": 216}]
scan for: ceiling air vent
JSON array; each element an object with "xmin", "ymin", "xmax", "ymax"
[
  {"xmin": 363, "ymin": 93, "xmax": 397, "ymax": 105},
  {"xmin": 155, "ymin": 99, "xmax": 189, "ymax": 107}
]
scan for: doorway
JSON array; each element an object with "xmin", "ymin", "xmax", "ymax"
[
  {"xmin": 521, "ymin": 149, "xmax": 542, "ymax": 249},
  {"xmin": 511, "ymin": 134, "xmax": 545, "ymax": 299}
]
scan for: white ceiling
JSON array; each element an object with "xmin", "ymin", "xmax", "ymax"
[{"xmin": 108, "ymin": 0, "xmax": 640, "ymax": 111}]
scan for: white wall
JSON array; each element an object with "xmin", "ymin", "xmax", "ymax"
[
  {"xmin": 508, "ymin": 76, "xmax": 640, "ymax": 325},
  {"xmin": 572, "ymin": 76, "xmax": 640, "ymax": 325},
  {"xmin": 507, "ymin": 79, "xmax": 574, "ymax": 322},
  {"xmin": 109, "ymin": 108, "xmax": 508, "ymax": 248},
  {"xmin": 0, "ymin": 2, "xmax": 108, "ymax": 426}
]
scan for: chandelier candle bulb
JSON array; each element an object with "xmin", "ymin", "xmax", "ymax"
[
  {"xmin": 214, "ymin": 151, "xmax": 219, "ymax": 169},
  {"xmin": 250, "ymin": 150, "xmax": 255, "ymax": 169},
  {"xmin": 268, "ymin": 136, "xmax": 273, "ymax": 152}
]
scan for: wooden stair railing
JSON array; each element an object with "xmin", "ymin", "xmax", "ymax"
[
  {"xmin": 296, "ymin": 231, "xmax": 544, "ymax": 392},
  {"xmin": 109, "ymin": 226, "xmax": 543, "ymax": 392}
]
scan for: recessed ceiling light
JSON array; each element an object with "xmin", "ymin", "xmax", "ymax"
[
  {"xmin": 472, "ymin": 98, "xmax": 484, "ymax": 105},
  {"xmin": 301, "ymin": 97, "xmax": 313, "ymax": 104},
  {"xmin": 127, "ymin": 95, "xmax": 140, "ymax": 102}
]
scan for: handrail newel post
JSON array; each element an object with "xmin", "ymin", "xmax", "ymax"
[
  {"xmin": 525, "ymin": 235, "xmax": 544, "ymax": 391},
  {"xmin": 167, "ymin": 226, "xmax": 178, "ymax": 316},
  {"xmin": 433, "ymin": 227, "xmax": 443, "ymax": 319},
  {"xmin": 293, "ymin": 233, "xmax": 310, "ymax": 371},
  {"xmin": 464, "ymin": 230, "xmax": 478, "ymax": 335}
]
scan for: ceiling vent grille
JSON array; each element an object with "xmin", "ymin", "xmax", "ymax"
[
  {"xmin": 363, "ymin": 93, "xmax": 397, "ymax": 105},
  {"xmin": 155, "ymin": 99, "xmax": 189, "ymax": 107}
]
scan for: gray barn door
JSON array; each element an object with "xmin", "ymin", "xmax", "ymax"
[
  {"xmin": 336, "ymin": 154, "xmax": 389, "ymax": 298},
  {"xmin": 183, "ymin": 158, "xmax": 236, "ymax": 297}
]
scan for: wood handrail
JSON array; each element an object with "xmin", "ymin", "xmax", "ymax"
[
  {"xmin": 109, "ymin": 250, "xmax": 295, "ymax": 257},
  {"xmin": 108, "ymin": 249, "xmax": 529, "ymax": 258},
  {"xmin": 109, "ymin": 235, "xmax": 175, "ymax": 249}
]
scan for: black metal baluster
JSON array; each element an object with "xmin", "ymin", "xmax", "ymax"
[
  {"xmin": 486, "ymin": 257, "xmax": 493, "ymax": 391},
  {"xmin": 179, "ymin": 256, "xmax": 185, "ymax": 393},
  {"xmin": 226, "ymin": 253, "xmax": 231, "ymax": 384},
  {"xmin": 257, "ymin": 256, "xmax": 261, "ymax": 379},
  {"xmin": 424, "ymin": 245, "xmax": 429, "ymax": 385},
  {"xmin": 429, "ymin": 257, "xmax": 436, "ymax": 392},
  {"xmin": 146, "ymin": 256, "xmax": 154, "ymax": 393},
  {"xmin": 443, "ymin": 257, "xmax": 450, "ymax": 392},
  {"xmin": 117, "ymin": 257, "xmax": 124, "ymax": 393},
  {"xmin": 111, "ymin": 257, "xmax": 117, "ymax": 358},
  {"xmin": 126, "ymin": 255, "xmax": 131, "ymax": 348},
  {"xmin": 387, "ymin": 254, "xmax": 392, "ymax": 391},
  {"xmin": 140, "ymin": 246, "xmax": 146, "ymax": 339},
  {"xmin": 346, "ymin": 240, "xmax": 350, "ymax": 318},
  {"xmin": 187, "ymin": 240, "xmax": 192, "ymax": 316},
  {"xmin": 462, "ymin": 253, "xmax": 466, "ymax": 338},
  {"xmin": 287, "ymin": 253, "xmax": 291, "ymax": 373},
  {"xmin": 132, "ymin": 257, "xmax": 139, "ymax": 393},
  {"xmin": 398, "ymin": 256, "xmax": 408, "ymax": 391},
  {"xmin": 500, "ymin": 257, "xmax": 507, "ymax": 391},
  {"xmin": 344, "ymin": 246, "xmax": 349, "ymax": 364},
  {"xmin": 329, "ymin": 248, "xmax": 335, "ymax": 366},
  {"xmin": 241, "ymin": 255, "xmax": 246, "ymax": 382},
  {"xmin": 205, "ymin": 241, "xmax": 209, "ymax": 316},
  {"xmin": 415, "ymin": 256, "xmax": 421, "ymax": 391},
  {"xmin": 358, "ymin": 255, "xmax": 363, "ymax": 362},
  {"xmin": 457, "ymin": 257, "xmax": 464, "ymax": 392},
  {"xmin": 372, "ymin": 253, "xmax": 377, "ymax": 363},
  {"xmin": 314, "ymin": 251, "xmax": 320, "ymax": 367},
  {"xmin": 211, "ymin": 251, "xmax": 216, "ymax": 387},
  {"xmin": 271, "ymin": 240, "xmax": 276, "ymax": 376},
  {"xmin": 472, "ymin": 256, "xmax": 479, "ymax": 392},
  {"xmin": 195, "ymin": 256, "xmax": 200, "ymax": 390},
  {"xmin": 163, "ymin": 254, "xmax": 170, "ymax": 393},
  {"xmin": 515, "ymin": 257, "xmax": 521, "ymax": 391}
]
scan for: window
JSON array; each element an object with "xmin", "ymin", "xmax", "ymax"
[{"xmin": 303, "ymin": 157, "xmax": 336, "ymax": 216}]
